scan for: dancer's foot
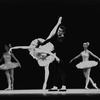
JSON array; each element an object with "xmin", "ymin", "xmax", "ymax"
[
  {"xmin": 59, "ymin": 85, "xmax": 67, "ymax": 91},
  {"xmin": 49, "ymin": 86, "xmax": 58, "ymax": 91},
  {"xmin": 42, "ymin": 84, "xmax": 47, "ymax": 91},
  {"xmin": 85, "ymin": 86, "xmax": 89, "ymax": 89},
  {"xmin": 93, "ymin": 83, "xmax": 98, "ymax": 89},
  {"xmin": 42, "ymin": 87, "xmax": 46, "ymax": 91},
  {"xmin": 4, "ymin": 87, "xmax": 11, "ymax": 90}
]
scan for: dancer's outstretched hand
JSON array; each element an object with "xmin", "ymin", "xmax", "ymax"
[{"xmin": 69, "ymin": 60, "xmax": 73, "ymax": 63}]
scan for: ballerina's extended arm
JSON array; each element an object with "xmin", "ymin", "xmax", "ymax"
[
  {"xmin": 46, "ymin": 16, "xmax": 62, "ymax": 40},
  {"xmin": 88, "ymin": 50, "xmax": 100, "ymax": 61},
  {"xmin": 9, "ymin": 46, "xmax": 60, "ymax": 62},
  {"xmin": 35, "ymin": 48, "xmax": 60, "ymax": 62},
  {"xmin": 70, "ymin": 53, "xmax": 81, "ymax": 63},
  {"xmin": 46, "ymin": 51, "xmax": 60, "ymax": 62},
  {"xmin": 9, "ymin": 46, "xmax": 32, "ymax": 53}
]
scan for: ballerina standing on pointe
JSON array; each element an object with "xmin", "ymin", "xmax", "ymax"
[
  {"xmin": 9, "ymin": 17, "xmax": 62, "ymax": 90},
  {"xmin": 0, "ymin": 44, "xmax": 21, "ymax": 90},
  {"xmin": 70, "ymin": 42, "xmax": 100, "ymax": 89}
]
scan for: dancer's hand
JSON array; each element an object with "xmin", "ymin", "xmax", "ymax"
[
  {"xmin": 19, "ymin": 64, "xmax": 22, "ymax": 68},
  {"xmin": 99, "ymin": 58, "xmax": 100, "ymax": 62},
  {"xmin": 69, "ymin": 60, "xmax": 73, "ymax": 63},
  {"xmin": 56, "ymin": 57, "xmax": 60, "ymax": 63},
  {"xmin": 18, "ymin": 62, "xmax": 22, "ymax": 68}
]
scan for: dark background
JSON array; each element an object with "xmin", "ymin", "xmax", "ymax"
[{"xmin": 0, "ymin": 0, "xmax": 100, "ymax": 90}]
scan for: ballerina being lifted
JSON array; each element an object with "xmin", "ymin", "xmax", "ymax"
[
  {"xmin": 9, "ymin": 17, "xmax": 62, "ymax": 90},
  {"xmin": 70, "ymin": 42, "xmax": 100, "ymax": 89},
  {"xmin": 0, "ymin": 44, "xmax": 21, "ymax": 90}
]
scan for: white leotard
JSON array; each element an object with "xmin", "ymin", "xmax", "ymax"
[{"xmin": 81, "ymin": 50, "xmax": 89, "ymax": 61}]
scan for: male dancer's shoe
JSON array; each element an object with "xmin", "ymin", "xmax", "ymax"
[
  {"xmin": 49, "ymin": 86, "xmax": 58, "ymax": 91},
  {"xmin": 59, "ymin": 85, "xmax": 67, "ymax": 91}
]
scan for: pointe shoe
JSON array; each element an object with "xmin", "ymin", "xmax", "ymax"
[
  {"xmin": 42, "ymin": 84, "xmax": 47, "ymax": 90},
  {"xmin": 93, "ymin": 83, "xmax": 98, "ymax": 89},
  {"xmin": 42, "ymin": 87, "xmax": 46, "ymax": 91},
  {"xmin": 4, "ymin": 87, "xmax": 11, "ymax": 90},
  {"xmin": 58, "ymin": 17, "xmax": 62, "ymax": 24},
  {"xmin": 85, "ymin": 87, "xmax": 89, "ymax": 89}
]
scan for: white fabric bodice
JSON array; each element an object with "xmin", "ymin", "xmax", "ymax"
[{"xmin": 81, "ymin": 51, "xmax": 89, "ymax": 61}]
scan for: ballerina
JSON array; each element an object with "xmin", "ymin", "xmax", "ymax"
[
  {"xmin": 9, "ymin": 17, "xmax": 62, "ymax": 90},
  {"xmin": 0, "ymin": 44, "xmax": 21, "ymax": 90},
  {"xmin": 9, "ymin": 39, "xmax": 60, "ymax": 90},
  {"xmin": 70, "ymin": 42, "xmax": 100, "ymax": 89}
]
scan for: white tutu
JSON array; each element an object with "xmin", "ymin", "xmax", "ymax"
[
  {"xmin": 37, "ymin": 54, "xmax": 55, "ymax": 67},
  {"xmin": 29, "ymin": 38, "xmax": 55, "ymax": 67},
  {"xmin": 30, "ymin": 51, "xmax": 55, "ymax": 67},
  {"xmin": 39, "ymin": 42, "xmax": 54, "ymax": 52},
  {"xmin": 76, "ymin": 60, "xmax": 98, "ymax": 69},
  {"xmin": 0, "ymin": 62, "xmax": 19, "ymax": 70}
]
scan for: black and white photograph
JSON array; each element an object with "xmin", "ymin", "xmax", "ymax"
[{"xmin": 0, "ymin": 0, "xmax": 100, "ymax": 98}]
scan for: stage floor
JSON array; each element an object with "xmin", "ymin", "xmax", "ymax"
[{"xmin": 0, "ymin": 89, "xmax": 100, "ymax": 95}]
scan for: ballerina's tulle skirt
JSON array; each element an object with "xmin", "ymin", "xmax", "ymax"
[
  {"xmin": 37, "ymin": 55, "xmax": 55, "ymax": 67},
  {"xmin": 76, "ymin": 61, "xmax": 98, "ymax": 69},
  {"xmin": 0, "ymin": 62, "xmax": 19, "ymax": 70}
]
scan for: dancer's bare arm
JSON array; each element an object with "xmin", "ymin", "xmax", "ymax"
[
  {"xmin": 9, "ymin": 46, "xmax": 32, "ymax": 52},
  {"xmin": 70, "ymin": 53, "xmax": 81, "ymax": 63},
  {"xmin": 35, "ymin": 48, "xmax": 60, "ymax": 62},
  {"xmin": 88, "ymin": 50, "xmax": 100, "ymax": 61},
  {"xmin": 46, "ymin": 16, "xmax": 62, "ymax": 40},
  {"xmin": 46, "ymin": 51, "xmax": 60, "ymax": 62}
]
